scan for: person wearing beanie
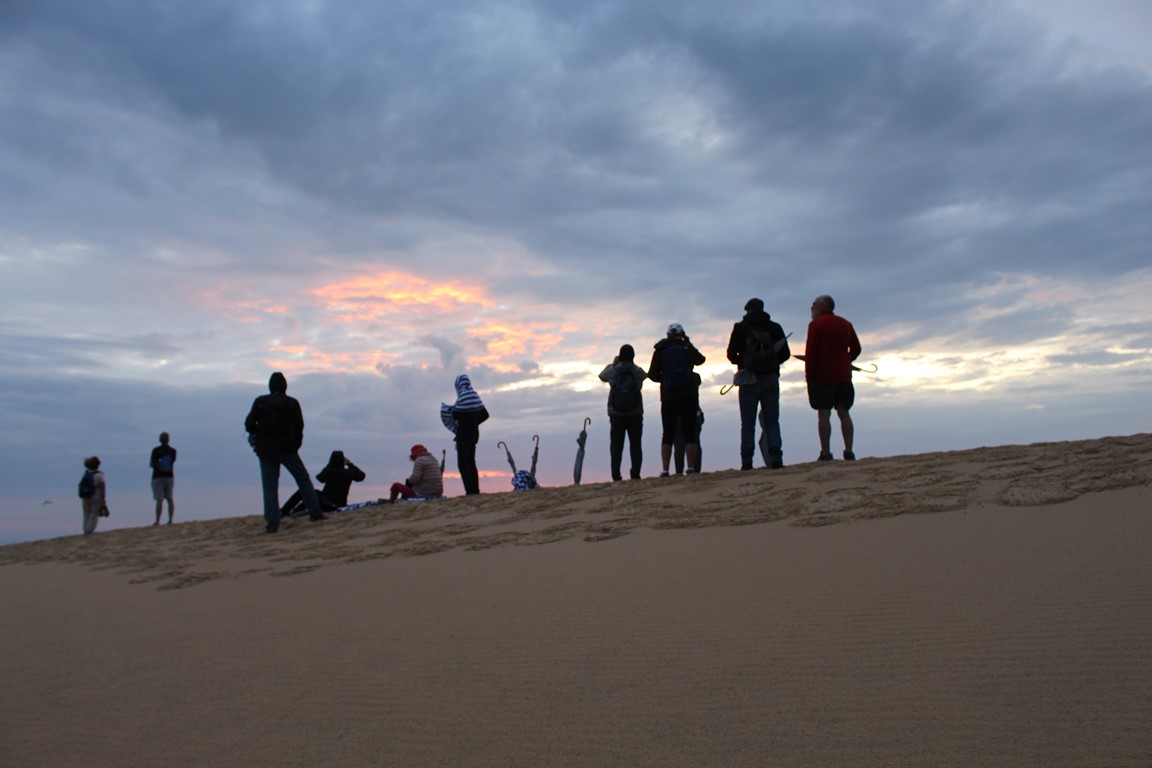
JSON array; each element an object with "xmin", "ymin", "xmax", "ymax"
[
  {"xmin": 598, "ymin": 343, "xmax": 648, "ymax": 481},
  {"xmin": 388, "ymin": 444, "xmax": 445, "ymax": 501},
  {"xmin": 244, "ymin": 371, "xmax": 326, "ymax": 532},
  {"xmin": 726, "ymin": 297, "xmax": 791, "ymax": 469}
]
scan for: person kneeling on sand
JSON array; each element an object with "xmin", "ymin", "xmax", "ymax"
[{"xmin": 387, "ymin": 444, "xmax": 444, "ymax": 502}]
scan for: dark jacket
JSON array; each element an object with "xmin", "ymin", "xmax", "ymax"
[
  {"xmin": 453, "ymin": 407, "xmax": 490, "ymax": 445},
  {"xmin": 316, "ymin": 451, "xmax": 366, "ymax": 507},
  {"xmin": 648, "ymin": 336, "xmax": 706, "ymax": 402},
  {"xmin": 244, "ymin": 373, "xmax": 306, "ymax": 457},
  {"xmin": 726, "ymin": 309, "xmax": 790, "ymax": 372}
]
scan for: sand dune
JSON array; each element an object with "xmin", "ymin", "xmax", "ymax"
[{"xmin": 1, "ymin": 434, "xmax": 1150, "ymax": 766}]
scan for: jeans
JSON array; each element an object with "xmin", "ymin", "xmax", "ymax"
[
  {"xmin": 259, "ymin": 451, "xmax": 321, "ymax": 531},
  {"xmin": 609, "ymin": 413, "xmax": 643, "ymax": 480},
  {"xmin": 739, "ymin": 375, "xmax": 782, "ymax": 467}
]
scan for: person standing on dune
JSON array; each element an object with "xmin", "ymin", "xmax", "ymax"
[
  {"xmin": 443, "ymin": 374, "xmax": 489, "ymax": 495},
  {"xmin": 244, "ymin": 372, "xmax": 326, "ymax": 533},
  {"xmin": 804, "ymin": 295, "xmax": 862, "ymax": 461},
  {"xmin": 648, "ymin": 323, "xmax": 706, "ymax": 477}
]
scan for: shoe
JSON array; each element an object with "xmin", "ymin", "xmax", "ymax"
[
  {"xmin": 843, "ymin": 451, "xmax": 856, "ymax": 461},
  {"xmin": 309, "ymin": 513, "xmax": 328, "ymax": 521},
  {"xmin": 818, "ymin": 452, "xmax": 834, "ymax": 461},
  {"xmin": 660, "ymin": 471, "xmax": 670, "ymax": 478},
  {"xmin": 265, "ymin": 527, "xmax": 278, "ymax": 534},
  {"xmin": 741, "ymin": 464, "xmax": 753, "ymax": 471},
  {"xmin": 686, "ymin": 468, "xmax": 698, "ymax": 475},
  {"xmin": 769, "ymin": 461, "xmax": 784, "ymax": 470}
]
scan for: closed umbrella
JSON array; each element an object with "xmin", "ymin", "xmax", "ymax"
[
  {"xmin": 439, "ymin": 449, "xmax": 446, "ymax": 474},
  {"xmin": 530, "ymin": 435, "xmax": 541, "ymax": 478},
  {"xmin": 497, "ymin": 441, "xmax": 518, "ymax": 474},
  {"xmin": 573, "ymin": 417, "xmax": 591, "ymax": 485}
]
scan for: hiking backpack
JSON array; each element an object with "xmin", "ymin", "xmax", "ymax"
[
  {"xmin": 743, "ymin": 327, "xmax": 779, "ymax": 374},
  {"xmin": 661, "ymin": 343, "xmax": 693, "ymax": 390},
  {"xmin": 609, "ymin": 365, "xmax": 642, "ymax": 412}
]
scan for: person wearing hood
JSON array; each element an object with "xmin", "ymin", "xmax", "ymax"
[
  {"xmin": 280, "ymin": 450, "xmax": 366, "ymax": 515},
  {"xmin": 648, "ymin": 324, "xmax": 706, "ymax": 477},
  {"xmin": 727, "ymin": 297, "xmax": 791, "ymax": 470},
  {"xmin": 598, "ymin": 344, "xmax": 647, "ymax": 481},
  {"xmin": 387, "ymin": 444, "xmax": 444, "ymax": 501},
  {"xmin": 444, "ymin": 374, "xmax": 489, "ymax": 495},
  {"xmin": 244, "ymin": 372, "xmax": 325, "ymax": 533}
]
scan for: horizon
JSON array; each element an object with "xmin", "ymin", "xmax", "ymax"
[{"xmin": 2, "ymin": 0, "xmax": 1150, "ymax": 543}]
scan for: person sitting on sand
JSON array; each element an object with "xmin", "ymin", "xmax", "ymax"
[
  {"xmin": 281, "ymin": 450, "xmax": 366, "ymax": 515},
  {"xmin": 387, "ymin": 444, "xmax": 444, "ymax": 502}
]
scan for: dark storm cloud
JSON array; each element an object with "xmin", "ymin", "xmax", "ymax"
[{"xmin": 3, "ymin": 0, "xmax": 1148, "ymax": 301}]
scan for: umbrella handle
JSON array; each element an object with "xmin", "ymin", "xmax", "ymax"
[
  {"xmin": 719, "ymin": 384, "xmax": 735, "ymax": 395},
  {"xmin": 583, "ymin": 417, "xmax": 591, "ymax": 430},
  {"xmin": 497, "ymin": 441, "xmax": 508, "ymax": 451},
  {"xmin": 533, "ymin": 434, "xmax": 540, "ymax": 447}
]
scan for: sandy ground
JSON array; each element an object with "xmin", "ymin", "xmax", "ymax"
[{"xmin": 1, "ymin": 433, "xmax": 1150, "ymax": 767}]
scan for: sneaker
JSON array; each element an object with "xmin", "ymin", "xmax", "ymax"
[
  {"xmin": 818, "ymin": 452, "xmax": 834, "ymax": 461},
  {"xmin": 309, "ymin": 513, "xmax": 328, "ymax": 521},
  {"xmin": 659, "ymin": 471, "xmax": 670, "ymax": 478},
  {"xmin": 686, "ymin": 468, "xmax": 698, "ymax": 475},
  {"xmin": 740, "ymin": 464, "xmax": 753, "ymax": 471},
  {"xmin": 843, "ymin": 451, "xmax": 856, "ymax": 461},
  {"xmin": 769, "ymin": 461, "xmax": 785, "ymax": 470}
]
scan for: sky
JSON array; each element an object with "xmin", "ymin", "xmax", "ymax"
[{"xmin": 1, "ymin": 0, "xmax": 1149, "ymax": 544}]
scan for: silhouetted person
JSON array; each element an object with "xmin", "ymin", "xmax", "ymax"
[
  {"xmin": 149, "ymin": 431, "xmax": 177, "ymax": 525},
  {"xmin": 244, "ymin": 372, "xmax": 325, "ymax": 533},
  {"xmin": 599, "ymin": 344, "xmax": 646, "ymax": 481},
  {"xmin": 805, "ymin": 295, "xmax": 862, "ymax": 461}
]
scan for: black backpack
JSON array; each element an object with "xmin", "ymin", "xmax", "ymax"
[
  {"xmin": 78, "ymin": 470, "xmax": 96, "ymax": 499},
  {"xmin": 609, "ymin": 365, "xmax": 642, "ymax": 412},
  {"xmin": 661, "ymin": 343, "xmax": 693, "ymax": 390},
  {"xmin": 743, "ymin": 326, "xmax": 779, "ymax": 374}
]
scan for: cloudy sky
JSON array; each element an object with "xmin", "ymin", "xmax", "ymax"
[{"xmin": 1, "ymin": 0, "xmax": 1149, "ymax": 543}]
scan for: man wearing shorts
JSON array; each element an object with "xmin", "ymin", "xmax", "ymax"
[
  {"xmin": 149, "ymin": 431, "xmax": 177, "ymax": 525},
  {"xmin": 805, "ymin": 295, "xmax": 862, "ymax": 461},
  {"xmin": 648, "ymin": 323, "xmax": 706, "ymax": 476}
]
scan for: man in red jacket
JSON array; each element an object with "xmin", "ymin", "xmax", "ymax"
[{"xmin": 805, "ymin": 295, "xmax": 862, "ymax": 461}]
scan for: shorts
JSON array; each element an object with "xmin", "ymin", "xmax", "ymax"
[
  {"xmin": 661, "ymin": 397, "xmax": 700, "ymax": 445},
  {"xmin": 151, "ymin": 477, "xmax": 175, "ymax": 501},
  {"xmin": 807, "ymin": 381, "xmax": 855, "ymax": 411}
]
